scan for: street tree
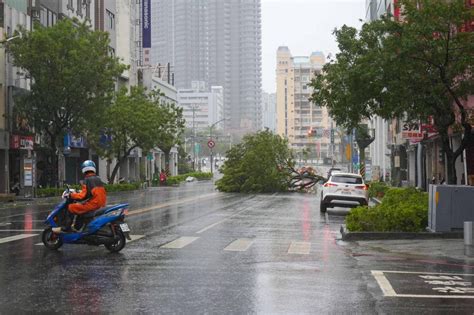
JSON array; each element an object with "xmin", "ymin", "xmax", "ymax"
[
  {"xmin": 310, "ymin": 0, "xmax": 474, "ymax": 184},
  {"xmin": 7, "ymin": 19, "xmax": 126, "ymax": 186},
  {"xmin": 216, "ymin": 130, "xmax": 294, "ymax": 193},
  {"xmin": 88, "ymin": 87, "xmax": 184, "ymax": 183},
  {"xmin": 154, "ymin": 94, "xmax": 186, "ymax": 173}
]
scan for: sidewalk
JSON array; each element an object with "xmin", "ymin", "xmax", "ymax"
[{"xmin": 348, "ymin": 238, "xmax": 474, "ymax": 263}]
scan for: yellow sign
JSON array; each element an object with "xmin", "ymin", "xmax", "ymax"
[{"xmin": 345, "ymin": 144, "xmax": 351, "ymax": 161}]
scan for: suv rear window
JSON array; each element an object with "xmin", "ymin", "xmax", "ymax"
[{"xmin": 331, "ymin": 175, "xmax": 363, "ymax": 184}]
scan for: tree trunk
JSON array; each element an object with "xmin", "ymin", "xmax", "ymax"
[
  {"xmin": 109, "ymin": 146, "xmax": 138, "ymax": 184},
  {"xmin": 48, "ymin": 133, "xmax": 59, "ymax": 187},
  {"xmin": 106, "ymin": 158, "xmax": 112, "ymax": 183},
  {"xmin": 164, "ymin": 150, "xmax": 171, "ymax": 176},
  {"xmin": 109, "ymin": 157, "xmax": 123, "ymax": 184},
  {"xmin": 441, "ymin": 134, "xmax": 457, "ymax": 185}
]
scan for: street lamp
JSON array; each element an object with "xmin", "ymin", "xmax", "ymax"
[{"xmin": 209, "ymin": 118, "xmax": 228, "ymax": 174}]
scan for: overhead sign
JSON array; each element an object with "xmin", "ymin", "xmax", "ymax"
[
  {"xmin": 402, "ymin": 119, "xmax": 438, "ymax": 144},
  {"xmin": 23, "ymin": 158, "xmax": 33, "ymax": 187},
  {"xmin": 10, "ymin": 135, "xmax": 33, "ymax": 150},
  {"xmin": 401, "ymin": 122, "xmax": 423, "ymax": 142},
  {"xmin": 207, "ymin": 140, "xmax": 215, "ymax": 149}
]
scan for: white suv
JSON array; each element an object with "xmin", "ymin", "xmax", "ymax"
[{"xmin": 320, "ymin": 173, "xmax": 369, "ymax": 213}]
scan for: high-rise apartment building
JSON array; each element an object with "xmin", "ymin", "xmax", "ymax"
[
  {"xmin": 151, "ymin": 0, "xmax": 262, "ymax": 133},
  {"xmin": 261, "ymin": 92, "xmax": 276, "ymax": 133},
  {"xmin": 276, "ymin": 47, "xmax": 332, "ymax": 157}
]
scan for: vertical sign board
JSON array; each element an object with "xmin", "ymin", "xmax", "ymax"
[
  {"xmin": 142, "ymin": 0, "xmax": 151, "ymax": 66},
  {"xmin": 24, "ymin": 158, "xmax": 33, "ymax": 187}
]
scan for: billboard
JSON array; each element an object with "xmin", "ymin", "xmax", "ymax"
[{"xmin": 142, "ymin": 0, "xmax": 151, "ymax": 65}]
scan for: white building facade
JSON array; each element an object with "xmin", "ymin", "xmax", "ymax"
[{"xmin": 178, "ymin": 82, "xmax": 224, "ymax": 131}]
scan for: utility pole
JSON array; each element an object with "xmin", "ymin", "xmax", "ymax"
[
  {"xmin": 191, "ymin": 105, "xmax": 198, "ymax": 171},
  {"xmin": 209, "ymin": 118, "xmax": 227, "ymax": 174}
]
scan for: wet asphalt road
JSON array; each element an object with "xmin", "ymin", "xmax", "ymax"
[{"xmin": 1, "ymin": 181, "xmax": 474, "ymax": 314}]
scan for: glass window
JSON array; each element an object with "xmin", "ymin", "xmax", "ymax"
[
  {"xmin": 40, "ymin": 8, "xmax": 47, "ymax": 26},
  {"xmin": 86, "ymin": 2, "xmax": 90, "ymax": 19},
  {"xmin": 331, "ymin": 175, "xmax": 363, "ymax": 184},
  {"xmin": 106, "ymin": 10, "xmax": 115, "ymax": 29},
  {"xmin": 77, "ymin": 0, "xmax": 82, "ymax": 16}
]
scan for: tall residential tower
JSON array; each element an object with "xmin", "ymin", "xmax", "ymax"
[
  {"xmin": 151, "ymin": 0, "xmax": 262, "ymax": 133},
  {"xmin": 276, "ymin": 47, "xmax": 333, "ymax": 158}
]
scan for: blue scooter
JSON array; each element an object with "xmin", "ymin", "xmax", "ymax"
[{"xmin": 42, "ymin": 186, "xmax": 131, "ymax": 253}]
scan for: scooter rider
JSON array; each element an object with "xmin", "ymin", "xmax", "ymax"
[{"xmin": 53, "ymin": 160, "xmax": 107, "ymax": 233}]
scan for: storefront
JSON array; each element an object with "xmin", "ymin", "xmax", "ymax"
[{"xmin": 9, "ymin": 134, "xmax": 35, "ymax": 196}]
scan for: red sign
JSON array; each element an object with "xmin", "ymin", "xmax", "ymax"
[
  {"xmin": 10, "ymin": 135, "xmax": 34, "ymax": 150},
  {"xmin": 207, "ymin": 140, "xmax": 215, "ymax": 149}
]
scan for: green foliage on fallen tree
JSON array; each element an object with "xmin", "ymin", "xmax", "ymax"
[{"xmin": 216, "ymin": 131, "xmax": 294, "ymax": 193}]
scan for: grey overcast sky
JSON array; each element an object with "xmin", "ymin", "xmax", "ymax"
[{"xmin": 262, "ymin": 0, "xmax": 366, "ymax": 93}]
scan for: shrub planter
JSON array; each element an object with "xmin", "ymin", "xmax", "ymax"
[
  {"xmin": 340, "ymin": 225, "xmax": 463, "ymax": 241},
  {"xmin": 0, "ymin": 193, "xmax": 16, "ymax": 202}
]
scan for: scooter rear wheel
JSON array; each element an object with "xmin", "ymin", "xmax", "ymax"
[
  {"xmin": 42, "ymin": 228, "xmax": 63, "ymax": 250},
  {"xmin": 105, "ymin": 228, "xmax": 126, "ymax": 253}
]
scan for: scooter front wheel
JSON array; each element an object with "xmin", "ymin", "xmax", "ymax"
[
  {"xmin": 105, "ymin": 228, "xmax": 126, "ymax": 253},
  {"xmin": 42, "ymin": 228, "xmax": 63, "ymax": 250}
]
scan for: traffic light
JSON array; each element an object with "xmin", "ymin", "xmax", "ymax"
[{"xmin": 438, "ymin": 150, "xmax": 444, "ymax": 163}]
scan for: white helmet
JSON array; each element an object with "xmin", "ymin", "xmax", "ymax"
[{"xmin": 81, "ymin": 160, "xmax": 96, "ymax": 174}]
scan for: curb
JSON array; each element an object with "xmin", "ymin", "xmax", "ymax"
[
  {"xmin": 340, "ymin": 225, "xmax": 463, "ymax": 241},
  {"xmin": 370, "ymin": 197, "xmax": 382, "ymax": 205}
]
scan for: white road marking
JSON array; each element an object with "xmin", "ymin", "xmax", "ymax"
[
  {"xmin": 371, "ymin": 270, "xmax": 474, "ymax": 298},
  {"xmin": 35, "ymin": 234, "xmax": 146, "ymax": 246},
  {"xmin": 224, "ymin": 238, "xmax": 254, "ymax": 252},
  {"xmin": 0, "ymin": 229, "xmax": 44, "ymax": 232},
  {"xmin": 371, "ymin": 270, "xmax": 397, "ymax": 297},
  {"xmin": 287, "ymin": 241, "xmax": 311, "ymax": 255},
  {"xmin": 128, "ymin": 234, "xmax": 145, "ymax": 242},
  {"xmin": 0, "ymin": 234, "xmax": 38, "ymax": 244},
  {"xmin": 160, "ymin": 236, "xmax": 199, "ymax": 249},
  {"xmin": 374, "ymin": 270, "xmax": 474, "ymax": 276},
  {"xmin": 129, "ymin": 193, "xmax": 218, "ymax": 216},
  {"xmin": 196, "ymin": 207, "xmax": 254, "ymax": 234}
]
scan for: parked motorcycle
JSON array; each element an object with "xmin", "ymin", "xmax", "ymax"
[{"xmin": 42, "ymin": 186, "xmax": 131, "ymax": 253}]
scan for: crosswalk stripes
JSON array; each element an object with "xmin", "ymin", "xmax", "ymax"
[
  {"xmin": 287, "ymin": 241, "xmax": 312, "ymax": 255},
  {"xmin": 224, "ymin": 238, "xmax": 254, "ymax": 252},
  {"xmin": 160, "ymin": 236, "xmax": 200, "ymax": 249},
  {"xmin": 2, "ymin": 232, "xmax": 315, "ymax": 255},
  {"xmin": 0, "ymin": 234, "xmax": 38, "ymax": 244}
]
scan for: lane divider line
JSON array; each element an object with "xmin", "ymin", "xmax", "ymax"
[
  {"xmin": 160, "ymin": 236, "xmax": 199, "ymax": 249},
  {"xmin": 0, "ymin": 234, "xmax": 38, "ymax": 244},
  {"xmin": 195, "ymin": 199, "xmax": 263, "ymax": 234},
  {"xmin": 0, "ymin": 229, "xmax": 44, "ymax": 232},
  {"xmin": 128, "ymin": 193, "xmax": 219, "ymax": 216}
]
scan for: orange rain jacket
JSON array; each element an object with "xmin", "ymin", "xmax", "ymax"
[{"xmin": 69, "ymin": 173, "xmax": 107, "ymax": 215}]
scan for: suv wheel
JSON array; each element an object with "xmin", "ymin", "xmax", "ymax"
[{"xmin": 320, "ymin": 200, "xmax": 327, "ymax": 213}]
